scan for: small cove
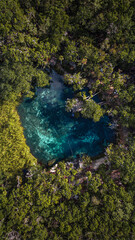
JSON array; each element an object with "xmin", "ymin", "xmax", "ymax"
[{"xmin": 18, "ymin": 70, "xmax": 115, "ymax": 164}]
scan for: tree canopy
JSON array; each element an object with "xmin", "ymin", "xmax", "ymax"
[{"xmin": 0, "ymin": 0, "xmax": 135, "ymax": 239}]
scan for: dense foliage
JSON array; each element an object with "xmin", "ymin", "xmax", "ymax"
[
  {"xmin": 1, "ymin": 157, "xmax": 135, "ymax": 240},
  {"xmin": 0, "ymin": 0, "xmax": 135, "ymax": 239},
  {"xmin": 0, "ymin": 102, "xmax": 37, "ymax": 177}
]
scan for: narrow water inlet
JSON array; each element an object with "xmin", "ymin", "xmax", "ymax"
[{"xmin": 18, "ymin": 70, "xmax": 115, "ymax": 163}]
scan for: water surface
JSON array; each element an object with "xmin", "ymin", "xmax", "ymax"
[{"xmin": 18, "ymin": 71, "xmax": 115, "ymax": 163}]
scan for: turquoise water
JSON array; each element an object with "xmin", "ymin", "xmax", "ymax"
[{"xmin": 18, "ymin": 70, "xmax": 115, "ymax": 163}]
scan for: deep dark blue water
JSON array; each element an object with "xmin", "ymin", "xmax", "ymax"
[{"xmin": 18, "ymin": 70, "xmax": 115, "ymax": 163}]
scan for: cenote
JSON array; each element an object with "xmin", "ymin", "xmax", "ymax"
[{"xmin": 18, "ymin": 70, "xmax": 115, "ymax": 164}]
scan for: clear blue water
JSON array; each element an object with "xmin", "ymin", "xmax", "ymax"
[{"xmin": 18, "ymin": 70, "xmax": 115, "ymax": 163}]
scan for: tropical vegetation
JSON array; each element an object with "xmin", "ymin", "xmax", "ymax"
[{"xmin": 0, "ymin": 0, "xmax": 135, "ymax": 239}]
